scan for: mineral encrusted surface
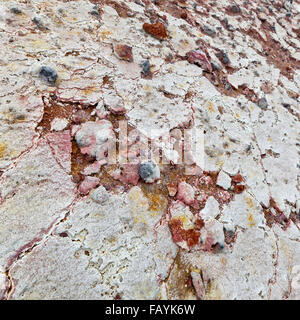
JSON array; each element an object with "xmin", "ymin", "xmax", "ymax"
[{"xmin": 0, "ymin": 0, "xmax": 299, "ymax": 300}]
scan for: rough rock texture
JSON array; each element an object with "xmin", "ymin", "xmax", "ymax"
[{"xmin": 0, "ymin": 0, "xmax": 299, "ymax": 300}]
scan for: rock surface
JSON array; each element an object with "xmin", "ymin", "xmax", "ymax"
[{"xmin": 0, "ymin": 0, "xmax": 299, "ymax": 300}]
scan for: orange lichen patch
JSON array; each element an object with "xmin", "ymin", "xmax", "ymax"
[
  {"xmin": 0, "ymin": 143, "xmax": 7, "ymax": 159},
  {"xmin": 143, "ymin": 21, "xmax": 168, "ymax": 40}
]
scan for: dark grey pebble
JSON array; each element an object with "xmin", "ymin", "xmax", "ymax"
[
  {"xmin": 141, "ymin": 60, "xmax": 151, "ymax": 75},
  {"xmin": 39, "ymin": 66, "xmax": 58, "ymax": 85},
  {"xmin": 139, "ymin": 161, "xmax": 155, "ymax": 180},
  {"xmin": 11, "ymin": 7, "xmax": 22, "ymax": 14},
  {"xmin": 203, "ymin": 25, "xmax": 216, "ymax": 37},
  {"xmin": 258, "ymin": 98, "xmax": 268, "ymax": 109}
]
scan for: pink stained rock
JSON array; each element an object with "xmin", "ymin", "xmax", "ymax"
[
  {"xmin": 78, "ymin": 176, "xmax": 100, "ymax": 195},
  {"xmin": 176, "ymin": 181, "xmax": 195, "ymax": 206},
  {"xmin": 191, "ymin": 271, "xmax": 206, "ymax": 300},
  {"xmin": 110, "ymin": 163, "xmax": 140, "ymax": 186},
  {"xmin": 45, "ymin": 130, "xmax": 72, "ymax": 173},
  {"xmin": 186, "ymin": 49, "xmax": 212, "ymax": 72}
]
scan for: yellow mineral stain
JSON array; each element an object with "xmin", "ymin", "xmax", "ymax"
[
  {"xmin": 32, "ymin": 39, "xmax": 51, "ymax": 50},
  {"xmin": 245, "ymin": 197, "xmax": 254, "ymax": 209},
  {"xmin": 205, "ymin": 280, "xmax": 223, "ymax": 300},
  {"xmin": 100, "ymin": 30, "xmax": 112, "ymax": 41},
  {"xmin": 143, "ymin": 84, "xmax": 152, "ymax": 92},
  {"xmin": 128, "ymin": 187, "xmax": 149, "ymax": 210},
  {"xmin": 147, "ymin": 194, "xmax": 163, "ymax": 211},
  {"xmin": 177, "ymin": 215, "xmax": 194, "ymax": 230},
  {"xmin": 0, "ymin": 143, "xmax": 7, "ymax": 159},
  {"xmin": 248, "ymin": 213, "xmax": 255, "ymax": 227},
  {"xmin": 82, "ymin": 87, "xmax": 97, "ymax": 95},
  {"xmin": 207, "ymin": 101, "xmax": 215, "ymax": 112},
  {"xmin": 216, "ymin": 159, "xmax": 224, "ymax": 167},
  {"xmin": 221, "ymin": 257, "xmax": 227, "ymax": 266}
]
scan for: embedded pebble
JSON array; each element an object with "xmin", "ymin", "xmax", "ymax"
[
  {"xmin": 257, "ymin": 97, "xmax": 268, "ymax": 109},
  {"xmin": 91, "ymin": 186, "xmax": 109, "ymax": 204},
  {"xmin": 139, "ymin": 160, "xmax": 160, "ymax": 183},
  {"xmin": 39, "ymin": 66, "xmax": 58, "ymax": 85}
]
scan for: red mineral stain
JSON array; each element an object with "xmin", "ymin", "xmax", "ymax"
[
  {"xmin": 169, "ymin": 218, "xmax": 202, "ymax": 249},
  {"xmin": 110, "ymin": 163, "xmax": 140, "ymax": 186}
]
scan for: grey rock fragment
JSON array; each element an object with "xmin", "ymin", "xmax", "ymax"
[
  {"xmin": 257, "ymin": 98, "xmax": 268, "ymax": 110},
  {"xmin": 141, "ymin": 60, "xmax": 151, "ymax": 75},
  {"xmin": 32, "ymin": 17, "xmax": 48, "ymax": 31},
  {"xmin": 202, "ymin": 25, "xmax": 216, "ymax": 37},
  {"xmin": 139, "ymin": 160, "xmax": 160, "ymax": 183},
  {"xmin": 39, "ymin": 66, "xmax": 58, "ymax": 85},
  {"xmin": 91, "ymin": 186, "xmax": 109, "ymax": 204},
  {"xmin": 11, "ymin": 8, "xmax": 22, "ymax": 14}
]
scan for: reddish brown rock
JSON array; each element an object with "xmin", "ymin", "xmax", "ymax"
[
  {"xmin": 231, "ymin": 174, "xmax": 244, "ymax": 183},
  {"xmin": 142, "ymin": 21, "xmax": 168, "ymax": 40},
  {"xmin": 234, "ymin": 184, "xmax": 246, "ymax": 194},
  {"xmin": 113, "ymin": 43, "xmax": 133, "ymax": 62}
]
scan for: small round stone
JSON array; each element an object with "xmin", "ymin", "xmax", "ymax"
[{"xmin": 258, "ymin": 97, "xmax": 268, "ymax": 109}]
